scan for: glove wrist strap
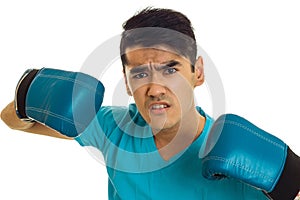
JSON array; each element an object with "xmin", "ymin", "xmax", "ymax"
[
  {"xmin": 268, "ymin": 147, "xmax": 300, "ymax": 200},
  {"xmin": 15, "ymin": 69, "xmax": 39, "ymax": 121}
]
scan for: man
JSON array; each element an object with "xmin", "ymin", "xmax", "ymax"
[{"xmin": 1, "ymin": 7, "xmax": 299, "ymax": 199}]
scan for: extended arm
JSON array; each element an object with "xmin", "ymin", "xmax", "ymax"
[
  {"xmin": 1, "ymin": 101, "xmax": 70, "ymax": 139},
  {"xmin": 1, "ymin": 68, "xmax": 104, "ymax": 139}
]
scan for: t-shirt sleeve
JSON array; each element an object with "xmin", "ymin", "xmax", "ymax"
[{"xmin": 74, "ymin": 106, "xmax": 129, "ymax": 151}]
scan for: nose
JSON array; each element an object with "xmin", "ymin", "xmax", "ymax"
[{"xmin": 147, "ymin": 83, "xmax": 167, "ymax": 99}]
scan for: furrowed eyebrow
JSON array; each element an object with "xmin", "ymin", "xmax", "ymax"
[
  {"xmin": 155, "ymin": 60, "xmax": 180, "ymax": 71},
  {"xmin": 129, "ymin": 60, "xmax": 180, "ymax": 74},
  {"xmin": 129, "ymin": 65, "xmax": 149, "ymax": 74}
]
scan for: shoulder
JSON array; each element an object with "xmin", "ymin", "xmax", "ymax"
[
  {"xmin": 74, "ymin": 104, "xmax": 147, "ymax": 146},
  {"xmin": 97, "ymin": 104, "xmax": 145, "ymax": 126}
]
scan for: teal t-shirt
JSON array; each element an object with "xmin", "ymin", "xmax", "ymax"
[{"xmin": 75, "ymin": 104, "xmax": 268, "ymax": 200}]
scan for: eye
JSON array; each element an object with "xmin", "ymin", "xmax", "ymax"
[
  {"xmin": 132, "ymin": 72, "xmax": 148, "ymax": 79},
  {"xmin": 163, "ymin": 68, "xmax": 177, "ymax": 75}
]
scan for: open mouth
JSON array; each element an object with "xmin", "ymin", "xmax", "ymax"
[
  {"xmin": 151, "ymin": 104, "xmax": 168, "ymax": 109},
  {"xmin": 149, "ymin": 103, "xmax": 170, "ymax": 114}
]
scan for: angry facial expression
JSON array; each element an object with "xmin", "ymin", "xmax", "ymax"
[{"xmin": 124, "ymin": 46, "xmax": 204, "ymax": 132}]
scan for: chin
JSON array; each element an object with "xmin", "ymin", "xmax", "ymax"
[{"xmin": 151, "ymin": 121, "xmax": 178, "ymax": 132}]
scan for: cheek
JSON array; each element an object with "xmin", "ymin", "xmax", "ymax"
[
  {"xmin": 132, "ymin": 88, "xmax": 146, "ymax": 106},
  {"xmin": 132, "ymin": 89, "xmax": 152, "ymax": 122},
  {"xmin": 165, "ymin": 74, "xmax": 195, "ymax": 108}
]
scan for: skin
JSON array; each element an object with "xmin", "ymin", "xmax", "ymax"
[{"xmin": 123, "ymin": 46, "xmax": 206, "ymax": 159}]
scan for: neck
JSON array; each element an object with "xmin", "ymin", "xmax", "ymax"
[{"xmin": 153, "ymin": 108, "xmax": 205, "ymax": 160}]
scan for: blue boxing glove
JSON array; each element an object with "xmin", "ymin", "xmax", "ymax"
[
  {"xmin": 15, "ymin": 68, "xmax": 104, "ymax": 137},
  {"xmin": 202, "ymin": 114, "xmax": 300, "ymax": 200}
]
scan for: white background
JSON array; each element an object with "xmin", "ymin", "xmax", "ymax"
[{"xmin": 1, "ymin": 0, "xmax": 300, "ymax": 199}]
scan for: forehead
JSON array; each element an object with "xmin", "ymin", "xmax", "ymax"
[{"xmin": 124, "ymin": 46, "xmax": 188, "ymax": 67}]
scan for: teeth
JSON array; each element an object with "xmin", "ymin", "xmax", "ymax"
[{"xmin": 152, "ymin": 104, "xmax": 167, "ymax": 109}]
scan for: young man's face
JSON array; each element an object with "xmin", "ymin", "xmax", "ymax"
[{"xmin": 124, "ymin": 46, "xmax": 204, "ymax": 132}]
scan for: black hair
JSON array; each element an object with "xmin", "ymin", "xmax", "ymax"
[{"xmin": 120, "ymin": 7, "xmax": 197, "ymax": 72}]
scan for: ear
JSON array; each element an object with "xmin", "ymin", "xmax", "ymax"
[
  {"xmin": 123, "ymin": 72, "xmax": 133, "ymax": 96},
  {"xmin": 194, "ymin": 56, "xmax": 205, "ymax": 87}
]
